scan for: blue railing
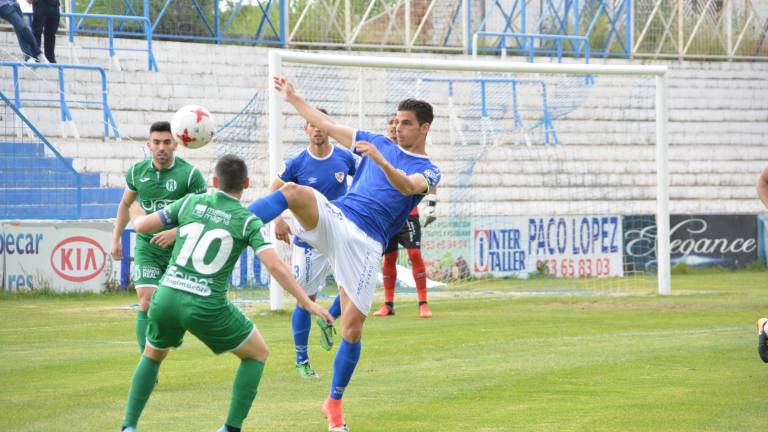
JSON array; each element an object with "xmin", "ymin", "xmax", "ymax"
[
  {"xmin": 72, "ymin": 0, "xmax": 284, "ymax": 46},
  {"xmin": 67, "ymin": 13, "xmax": 158, "ymax": 72},
  {"xmin": 0, "ymin": 89, "xmax": 82, "ymax": 220},
  {"xmin": 0, "ymin": 62, "xmax": 120, "ymax": 140},
  {"xmin": 24, "ymin": 11, "xmax": 158, "ymax": 71},
  {"xmin": 422, "ymin": 76, "xmax": 558, "ymax": 145},
  {"xmin": 473, "ymin": 31, "xmax": 591, "ymax": 63},
  {"xmin": 473, "ymin": 0, "xmax": 630, "ymax": 59}
]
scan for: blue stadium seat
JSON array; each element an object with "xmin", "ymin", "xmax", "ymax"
[{"xmin": 0, "ymin": 141, "xmax": 122, "ymax": 220}]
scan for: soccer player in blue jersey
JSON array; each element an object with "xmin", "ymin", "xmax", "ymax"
[
  {"xmin": 251, "ymin": 76, "xmax": 441, "ymax": 432},
  {"xmin": 268, "ymin": 108, "xmax": 356, "ymax": 379}
]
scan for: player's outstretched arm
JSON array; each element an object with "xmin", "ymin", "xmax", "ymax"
[
  {"xmin": 258, "ymin": 247, "xmax": 334, "ymax": 323},
  {"xmin": 273, "ymin": 76, "xmax": 355, "ymax": 149},
  {"xmin": 111, "ymin": 189, "xmax": 138, "ymax": 260},
  {"xmin": 355, "ymin": 141, "xmax": 429, "ymax": 196},
  {"xmin": 758, "ymin": 166, "xmax": 768, "ymax": 210}
]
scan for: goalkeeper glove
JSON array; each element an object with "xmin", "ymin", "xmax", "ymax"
[{"xmin": 422, "ymin": 194, "xmax": 437, "ymax": 228}]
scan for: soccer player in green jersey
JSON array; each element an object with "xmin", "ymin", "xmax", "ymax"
[
  {"xmin": 120, "ymin": 154, "xmax": 333, "ymax": 432},
  {"xmin": 111, "ymin": 121, "xmax": 207, "ymax": 354}
]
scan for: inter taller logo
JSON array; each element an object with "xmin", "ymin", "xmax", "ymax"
[
  {"xmin": 473, "ymin": 228, "xmax": 526, "ymax": 274},
  {"xmin": 473, "ymin": 229, "xmax": 490, "ymax": 272}
]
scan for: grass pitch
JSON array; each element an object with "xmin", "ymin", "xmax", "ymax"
[{"xmin": 1, "ymin": 270, "xmax": 767, "ymax": 431}]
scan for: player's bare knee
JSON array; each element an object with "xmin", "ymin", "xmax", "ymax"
[
  {"xmin": 280, "ymin": 182, "xmax": 300, "ymax": 201},
  {"xmin": 341, "ymin": 321, "xmax": 363, "ymax": 343},
  {"xmin": 143, "ymin": 345, "xmax": 168, "ymax": 363}
]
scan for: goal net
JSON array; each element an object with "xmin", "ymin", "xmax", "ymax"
[{"xmin": 221, "ymin": 51, "xmax": 671, "ymax": 308}]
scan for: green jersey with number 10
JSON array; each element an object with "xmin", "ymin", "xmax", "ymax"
[{"xmin": 158, "ymin": 191, "xmax": 271, "ymax": 301}]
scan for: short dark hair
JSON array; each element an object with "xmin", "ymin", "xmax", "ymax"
[
  {"xmin": 305, "ymin": 108, "xmax": 329, "ymax": 127},
  {"xmin": 215, "ymin": 154, "xmax": 248, "ymax": 193},
  {"xmin": 397, "ymin": 99, "xmax": 433, "ymax": 125},
  {"xmin": 149, "ymin": 121, "xmax": 171, "ymax": 135}
]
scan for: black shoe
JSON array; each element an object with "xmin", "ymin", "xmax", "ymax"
[{"xmin": 757, "ymin": 318, "xmax": 768, "ymax": 363}]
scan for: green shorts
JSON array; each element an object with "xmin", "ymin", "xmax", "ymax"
[
  {"xmin": 146, "ymin": 286, "xmax": 255, "ymax": 354},
  {"xmin": 132, "ymin": 239, "xmax": 172, "ymax": 288}
]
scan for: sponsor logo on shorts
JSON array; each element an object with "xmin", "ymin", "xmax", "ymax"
[
  {"xmin": 162, "ymin": 265, "xmax": 212, "ymax": 296},
  {"xmin": 133, "ymin": 264, "xmax": 162, "ymax": 281},
  {"xmin": 324, "ymin": 203, "xmax": 343, "ymax": 221}
]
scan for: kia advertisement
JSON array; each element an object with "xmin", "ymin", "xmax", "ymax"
[{"xmin": 0, "ymin": 220, "xmax": 118, "ymax": 292}]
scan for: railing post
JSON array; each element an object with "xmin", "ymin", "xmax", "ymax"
[
  {"xmin": 677, "ymin": 0, "xmax": 683, "ymax": 60},
  {"xmin": 344, "ymin": 0, "xmax": 351, "ymax": 49},
  {"xmin": 725, "ymin": 0, "xmax": 732, "ymax": 57},
  {"xmin": 12, "ymin": 65, "xmax": 20, "ymax": 110},
  {"xmin": 214, "ymin": 0, "xmax": 220, "ymax": 43},
  {"xmin": 626, "ymin": 0, "xmax": 633, "ymax": 58},
  {"xmin": 279, "ymin": 0, "xmax": 287, "ymax": 47},
  {"xmin": 464, "ymin": 0, "xmax": 472, "ymax": 54},
  {"xmin": 404, "ymin": 0, "xmax": 411, "ymax": 52}
]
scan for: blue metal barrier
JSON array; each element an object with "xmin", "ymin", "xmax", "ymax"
[
  {"xmin": 0, "ymin": 89, "xmax": 82, "ymax": 220},
  {"xmin": 67, "ymin": 12, "xmax": 159, "ymax": 72},
  {"xmin": 73, "ymin": 0, "xmax": 284, "ymax": 46},
  {"xmin": 422, "ymin": 76, "xmax": 558, "ymax": 145},
  {"xmin": 24, "ymin": 11, "xmax": 158, "ymax": 71},
  {"xmin": 472, "ymin": 0, "xmax": 630, "ymax": 59},
  {"xmin": 0, "ymin": 62, "xmax": 121, "ymax": 140},
  {"xmin": 473, "ymin": 31, "xmax": 591, "ymax": 63}
]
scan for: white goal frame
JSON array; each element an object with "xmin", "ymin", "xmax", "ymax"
[{"xmin": 266, "ymin": 50, "xmax": 671, "ymax": 309}]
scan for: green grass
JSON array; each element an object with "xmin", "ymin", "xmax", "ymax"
[{"xmin": 1, "ymin": 270, "xmax": 767, "ymax": 431}]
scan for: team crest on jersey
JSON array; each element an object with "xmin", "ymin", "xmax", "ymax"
[
  {"xmin": 165, "ymin": 179, "xmax": 177, "ymax": 192},
  {"xmin": 335, "ymin": 172, "xmax": 344, "ymax": 183}
]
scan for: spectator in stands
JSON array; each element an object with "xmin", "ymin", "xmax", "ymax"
[
  {"xmin": 0, "ymin": 0, "xmax": 43, "ymax": 62},
  {"xmin": 28, "ymin": 0, "xmax": 59, "ymax": 63}
]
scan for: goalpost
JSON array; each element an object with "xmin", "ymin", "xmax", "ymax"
[{"xmin": 265, "ymin": 50, "xmax": 670, "ymax": 309}]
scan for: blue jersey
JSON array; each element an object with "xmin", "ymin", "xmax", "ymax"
[
  {"xmin": 333, "ymin": 130, "xmax": 441, "ymax": 247},
  {"xmin": 279, "ymin": 145, "xmax": 357, "ymax": 247}
]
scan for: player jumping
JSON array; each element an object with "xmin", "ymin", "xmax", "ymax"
[{"xmin": 248, "ymin": 76, "xmax": 441, "ymax": 432}]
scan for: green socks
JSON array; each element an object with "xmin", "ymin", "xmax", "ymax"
[
  {"xmin": 225, "ymin": 359, "xmax": 266, "ymax": 429},
  {"xmin": 123, "ymin": 356, "xmax": 160, "ymax": 428},
  {"xmin": 135, "ymin": 310, "xmax": 148, "ymax": 353}
]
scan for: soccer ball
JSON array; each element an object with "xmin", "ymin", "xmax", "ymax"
[{"xmin": 171, "ymin": 105, "xmax": 214, "ymax": 149}]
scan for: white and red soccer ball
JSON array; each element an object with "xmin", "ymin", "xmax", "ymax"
[{"xmin": 171, "ymin": 105, "xmax": 214, "ymax": 149}]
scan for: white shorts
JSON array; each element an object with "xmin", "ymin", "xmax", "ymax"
[
  {"xmin": 291, "ymin": 242, "xmax": 331, "ymax": 296},
  {"xmin": 288, "ymin": 190, "xmax": 382, "ymax": 316}
]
